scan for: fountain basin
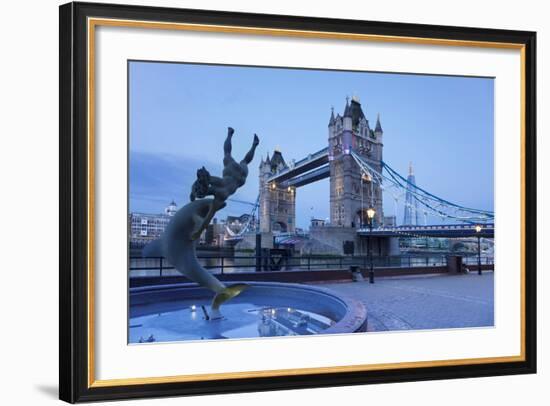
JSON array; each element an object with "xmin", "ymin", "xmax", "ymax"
[{"xmin": 129, "ymin": 282, "xmax": 367, "ymax": 343}]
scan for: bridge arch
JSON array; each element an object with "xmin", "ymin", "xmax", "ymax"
[
  {"xmin": 355, "ymin": 208, "xmax": 370, "ymax": 228},
  {"xmin": 272, "ymin": 221, "xmax": 288, "ymax": 233}
]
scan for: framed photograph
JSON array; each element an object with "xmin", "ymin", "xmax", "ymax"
[{"xmin": 59, "ymin": 1, "xmax": 536, "ymax": 403}]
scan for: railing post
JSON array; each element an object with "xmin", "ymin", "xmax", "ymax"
[
  {"xmin": 339, "ymin": 256, "xmax": 343, "ymax": 269},
  {"xmin": 221, "ymin": 256, "xmax": 224, "ymax": 275},
  {"xmin": 255, "ymin": 233, "xmax": 262, "ymax": 272},
  {"xmin": 159, "ymin": 257, "xmax": 163, "ymax": 277},
  {"xmin": 307, "ymin": 257, "xmax": 311, "ymax": 270}
]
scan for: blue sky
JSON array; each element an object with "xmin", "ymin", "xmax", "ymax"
[{"xmin": 129, "ymin": 61, "xmax": 494, "ymax": 229}]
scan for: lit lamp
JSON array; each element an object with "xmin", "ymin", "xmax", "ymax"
[
  {"xmin": 366, "ymin": 207, "xmax": 376, "ymax": 284},
  {"xmin": 366, "ymin": 207, "xmax": 376, "ymax": 222},
  {"xmin": 475, "ymin": 225, "xmax": 482, "ymax": 275}
]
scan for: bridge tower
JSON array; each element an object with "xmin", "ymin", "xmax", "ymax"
[
  {"xmin": 328, "ymin": 96, "xmax": 384, "ymax": 227},
  {"xmin": 259, "ymin": 150, "xmax": 296, "ymax": 233}
]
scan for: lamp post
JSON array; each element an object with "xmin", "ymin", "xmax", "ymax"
[
  {"xmin": 366, "ymin": 207, "xmax": 376, "ymax": 284},
  {"xmin": 475, "ymin": 225, "xmax": 482, "ymax": 275}
]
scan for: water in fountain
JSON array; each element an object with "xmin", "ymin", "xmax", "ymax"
[{"xmin": 129, "ymin": 301, "xmax": 334, "ymax": 343}]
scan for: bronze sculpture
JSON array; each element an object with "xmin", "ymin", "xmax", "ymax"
[{"xmin": 144, "ymin": 127, "xmax": 259, "ymax": 319}]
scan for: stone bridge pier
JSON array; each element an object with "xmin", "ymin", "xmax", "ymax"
[{"xmin": 309, "ymin": 225, "xmax": 400, "ymax": 256}]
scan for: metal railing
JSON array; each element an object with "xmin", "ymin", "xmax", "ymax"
[{"xmin": 129, "ymin": 254, "xmax": 494, "ymax": 278}]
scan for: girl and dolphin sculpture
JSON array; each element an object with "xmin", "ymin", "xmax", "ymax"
[{"xmin": 144, "ymin": 127, "xmax": 259, "ymax": 320}]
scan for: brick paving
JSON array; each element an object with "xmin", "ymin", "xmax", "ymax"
[{"xmin": 318, "ymin": 272, "xmax": 494, "ymax": 331}]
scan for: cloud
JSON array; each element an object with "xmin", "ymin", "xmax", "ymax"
[
  {"xmin": 129, "ymin": 151, "xmax": 222, "ymax": 213},
  {"xmin": 129, "ymin": 150, "xmax": 272, "ymax": 223}
]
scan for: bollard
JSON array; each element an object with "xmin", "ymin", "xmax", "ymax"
[{"xmin": 350, "ymin": 265, "xmax": 364, "ymax": 282}]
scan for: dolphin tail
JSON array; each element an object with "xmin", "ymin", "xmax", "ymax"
[
  {"xmin": 211, "ymin": 283, "xmax": 249, "ymax": 314},
  {"xmin": 142, "ymin": 239, "xmax": 163, "ymax": 257}
]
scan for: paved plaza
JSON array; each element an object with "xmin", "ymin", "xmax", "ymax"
[{"xmin": 320, "ymin": 272, "xmax": 494, "ymax": 332}]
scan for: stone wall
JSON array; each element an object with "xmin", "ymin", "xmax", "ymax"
[
  {"xmin": 309, "ymin": 225, "xmax": 356, "ymax": 254},
  {"xmin": 310, "ymin": 225, "xmax": 400, "ymax": 256}
]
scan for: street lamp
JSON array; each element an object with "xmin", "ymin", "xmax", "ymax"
[
  {"xmin": 366, "ymin": 207, "xmax": 376, "ymax": 284},
  {"xmin": 475, "ymin": 225, "xmax": 482, "ymax": 275}
]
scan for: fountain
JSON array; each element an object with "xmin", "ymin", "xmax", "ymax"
[
  {"xmin": 133, "ymin": 128, "xmax": 367, "ymax": 342},
  {"xmin": 129, "ymin": 282, "xmax": 367, "ymax": 342}
]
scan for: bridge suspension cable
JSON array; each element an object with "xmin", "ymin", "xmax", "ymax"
[
  {"xmin": 350, "ymin": 151, "xmax": 494, "ymax": 224},
  {"xmin": 224, "ymin": 195, "xmax": 260, "ymax": 238},
  {"xmin": 227, "ymin": 197, "xmax": 259, "ymax": 207}
]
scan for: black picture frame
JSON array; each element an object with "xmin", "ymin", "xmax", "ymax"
[{"xmin": 59, "ymin": 1, "xmax": 537, "ymax": 403}]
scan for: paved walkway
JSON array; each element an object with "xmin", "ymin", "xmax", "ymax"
[{"xmin": 319, "ymin": 273, "xmax": 494, "ymax": 332}]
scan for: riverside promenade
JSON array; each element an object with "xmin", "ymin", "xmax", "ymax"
[{"xmin": 321, "ymin": 272, "xmax": 494, "ymax": 332}]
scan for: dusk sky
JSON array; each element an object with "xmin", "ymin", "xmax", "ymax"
[{"xmin": 129, "ymin": 61, "xmax": 494, "ymax": 229}]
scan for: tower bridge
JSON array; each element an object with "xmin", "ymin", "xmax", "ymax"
[
  {"xmin": 260, "ymin": 96, "xmax": 385, "ymax": 236},
  {"xmin": 232, "ymin": 95, "xmax": 494, "ymax": 255}
]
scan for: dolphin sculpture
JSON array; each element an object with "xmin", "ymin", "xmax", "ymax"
[
  {"xmin": 143, "ymin": 198, "xmax": 247, "ymax": 319},
  {"xmin": 143, "ymin": 127, "xmax": 259, "ymax": 320}
]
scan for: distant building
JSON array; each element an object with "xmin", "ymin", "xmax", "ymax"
[
  {"xmin": 164, "ymin": 200, "xmax": 178, "ymax": 216},
  {"xmin": 383, "ymin": 216, "xmax": 397, "ymax": 227},
  {"xmin": 129, "ymin": 200, "xmax": 177, "ymax": 246},
  {"xmin": 310, "ymin": 218, "xmax": 326, "ymax": 228},
  {"xmin": 403, "ymin": 162, "xmax": 420, "ymax": 225},
  {"xmin": 204, "ymin": 218, "xmax": 226, "ymax": 247}
]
